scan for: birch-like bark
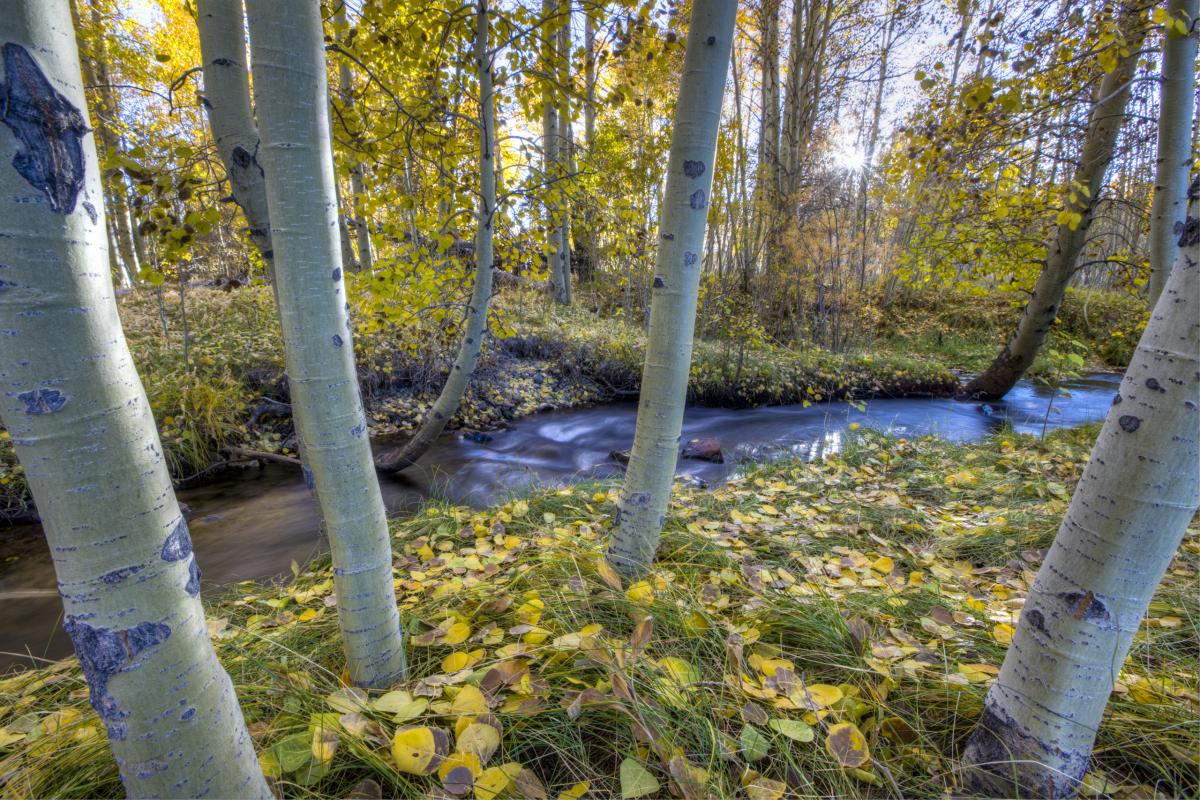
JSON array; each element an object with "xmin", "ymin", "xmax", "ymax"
[
  {"xmin": 196, "ymin": 0, "xmax": 274, "ymax": 276},
  {"xmin": 334, "ymin": 2, "xmax": 375, "ymax": 273},
  {"xmin": 961, "ymin": 176, "xmax": 1200, "ymax": 798},
  {"xmin": 244, "ymin": 0, "xmax": 407, "ymax": 686},
  {"xmin": 556, "ymin": 0, "xmax": 573, "ymax": 295},
  {"xmin": 959, "ymin": 3, "xmax": 1146, "ymax": 401},
  {"xmin": 1146, "ymin": 0, "xmax": 1197, "ymax": 306},
  {"xmin": 376, "ymin": 0, "xmax": 496, "ymax": 475},
  {"xmin": 0, "ymin": 5, "xmax": 269, "ymax": 796},
  {"xmin": 606, "ymin": 0, "xmax": 736, "ymax": 576}
]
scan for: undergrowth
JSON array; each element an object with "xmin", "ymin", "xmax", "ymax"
[{"xmin": 2, "ymin": 426, "xmax": 1195, "ymax": 799}]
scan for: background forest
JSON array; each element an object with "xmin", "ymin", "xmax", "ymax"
[{"xmin": 0, "ymin": 0, "xmax": 1196, "ymax": 798}]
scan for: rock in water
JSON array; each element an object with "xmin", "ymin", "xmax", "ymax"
[{"xmin": 681, "ymin": 438, "xmax": 723, "ymax": 463}]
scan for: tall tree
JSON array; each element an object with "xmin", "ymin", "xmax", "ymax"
[
  {"xmin": 333, "ymin": 0, "xmax": 376, "ymax": 273},
  {"xmin": 961, "ymin": 175, "xmax": 1200, "ymax": 798},
  {"xmin": 0, "ymin": 4, "xmax": 269, "ymax": 796},
  {"xmin": 542, "ymin": 0, "xmax": 570, "ymax": 303},
  {"xmin": 606, "ymin": 0, "xmax": 736, "ymax": 576},
  {"xmin": 1145, "ymin": 0, "xmax": 1197, "ymax": 305},
  {"xmin": 376, "ymin": 0, "xmax": 497, "ymax": 474},
  {"xmin": 196, "ymin": 0, "xmax": 274, "ymax": 278},
  {"xmin": 959, "ymin": 1, "xmax": 1148, "ymax": 401},
  {"xmin": 244, "ymin": 0, "xmax": 407, "ymax": 687}
]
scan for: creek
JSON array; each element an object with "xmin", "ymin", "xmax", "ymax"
[{"xmin": 0, "ymin": 372, "xmax": 1119, "ymax": 672}]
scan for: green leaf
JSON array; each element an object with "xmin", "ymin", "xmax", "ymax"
[
  {"xmin": 739, "ymin": 725, "xmax": 770, "ymax": 761},
  {"xmin": 619, "ymin": 757, "xmax": 660, "ymax": 799},
  {"xmin": 270, "ymin": 732, "xmax": 312, "ymax": 772},
  {"xmin": 768, "ymin": 718, "xmax": 815, "ymax": 743}
]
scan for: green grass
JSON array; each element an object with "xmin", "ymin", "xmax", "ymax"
[{"xmin": 2, "ymin": 426, "xmax": 1195, "ymax": 798}]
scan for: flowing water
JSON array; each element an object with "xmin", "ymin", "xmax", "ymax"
[{"xmin": 0, "ymin": 373, "xmax": 1120, "ymax": 671}]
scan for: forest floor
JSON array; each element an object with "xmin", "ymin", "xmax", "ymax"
[
  {"xmin": 2, "ymin": 425, "xmax": 1195, "ymax": 798},
  {"xmin": 0, "ymin": 285, "xmax": 957, "ymax": 522}
]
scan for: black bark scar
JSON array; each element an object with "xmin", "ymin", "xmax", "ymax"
[{"xmin": 0, "ymin": 43, "xmax": 89, "ymax": 214}]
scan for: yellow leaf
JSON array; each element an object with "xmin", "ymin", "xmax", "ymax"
[
  {"xmin": 392, "ymin": 726, "xmax": 449, "ymax": 775},
  {"xmin": 451, "ymin": 685, "xmax": 490, "ymax": 716},
  {"xmin": 871, "ymin": 557, "xmax": 895, "ymax": 575},
  {"xmin": 443, "ymin": 622, "xmax": 472, "ymax": 645},
  {"xmin": 457, "ymin": 718, "xmax": 502, "ymax": 765},
  {"xmin": 438, "ymin": 750, "xmax": 483, "ymax": 781},
  {"xmin": 475, "ymin": 764, "xmax": 517, "ymax": 799},
  {"xmin": 992, "ymin": 623, "xmax": 1015, "ymax": 645},
  {"xmin": 596, "ymin": 558, "xmax": 624, "ymax": 590},
  {"xmin": 625, "ymin": 580, "xmax": 654, "ymax": 604},
  {"xmin": 799, "ymin": 683, "xmax": 844, "ymax": 709},
  {"xmin": 443, "ymin": 648, "xmax": 485, "ymax": 672},
  {"xmin": 557, "ymin": 780, "xmax": 591, "ymax": 799},
  {"xmin": 311, "ymin": 727, "xmax": 339, "ymax": 764},
  {"xmin": 825, "ymin": 721, "xmax": 870, "ymax": 768}
]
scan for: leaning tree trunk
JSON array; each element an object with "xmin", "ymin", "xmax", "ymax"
[
  {"xmin": 959, "ymin": 2, "xmax": 1147, "ymax": 401},
  {"xmin": 196, "ymin": 0, "xmax": 274, "ymax": 278},
  {"xmin": 0, "ymin": 6, "xmax": 269, "ymax": 797},
  {"xmin": 606, "ymin": 0, "xmax": 736, "ymax": 576},
  {"xmin": 1146, "ymin": 0, "xmax": 1197, "ymax": 306},
  {"xmin": 961, "ymin": 175, "xmax": 1200, "ymax": 798},
  {"xmin": 376, "ymin": 0, "xmax": 497, "ymax": 475},
  {"xmin": 244, "ymin": 0, "xmax": 407, "ymax": 687}
]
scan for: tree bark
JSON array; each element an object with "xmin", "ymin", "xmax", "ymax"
[
  {"xmin": 959, "ymin": 3, "xmax": 1147, "ymax": 401},
  {"xmin": 1146, "ymin": 0, "xmax": 1197, "ymax": 306},
  {"xmin": 961, "ymin": 175, "xmax": 1200, "ymax": 798},
  {"xmin": 376, "ymin": 0, "xmax": 497, "ymax": 475},
  {"xmin": 244, "ymin": 0, "xmax": 407, "ymax": 687},
  {"xmin": 0, "ymin": 6, "xmax": 269, "ymax": 796},
  {"xmin": 196, "ymin": 0, "xmax": 274, "ymax": 277},
  {"xmin": 606, "ymin": 0, "xmax": 736, "ymax": 576},
  {"xmin": 755, "ymin": 0, "xmax": 780, "ymax": 277}
]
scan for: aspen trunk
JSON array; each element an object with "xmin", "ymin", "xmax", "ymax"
[
  {"xmin": 244, "ymin": 0, "xmax": 407, "ymax": 686},
  {"xmin": 959, "ymin": 3, "xmax": 1146, "ymax": 401},
  {"xmin": 376, "ymin": 0, "xmax": 497, "ymax": 475},
  {"xmin": 606, "ymin": 0, "xmax": 736, "ymax": 576},
  {"xmin": 334, "ymin": 2, "xmax": 376, "ymax": 273},
  {"xmin": 1146, "ymin": 0, "xmax": 1197, "ymax": 306},
  {"xmin": 0, "ymin": 6, "xmax": 269, "ymax": 796},
  {"xmin": 961, "ymin": 175, "xmax": 1200, "ymax": 798},
  {"xmin": 196, "ymin": 0, "xmax": 274, "ymax": 276}
]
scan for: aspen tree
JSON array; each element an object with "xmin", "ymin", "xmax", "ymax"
[
  {"xmin": 196, "ymin": 0, "xmax": 274, "ymax": 277},
  {"xmin": 0, "ymin": 4, "xmax": 268, "ymax": 795},
  {"xmin": 377, "ymin": 0, "xmax": 498, "ymax": 474},
  {"xmin": 960, "ymin": 1, "xmax": 1148, "ymax": 401},
  {"xmin": 244, "ymin": 0, "xmax": 407, "ymax": 686},
  {"xmin": 962, "ymin": 177, "xmax": 1199, "ymax": 798},
  {"xmin": 1146, "ymin": 0, "xmax": 1197, "ymax": 306},
  {"xmin": 606, "ymin": 0, "xmax": 736, "ymax": 576}
]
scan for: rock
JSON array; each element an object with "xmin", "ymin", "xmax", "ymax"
[
  {"xmin": 609, "ymin": 449, "xmax": 631, "ymax": 465},
  {"xmin": 681, "ymin": 438, "xmax": 724, "ymax": 463},
  {"xmin": 462, "ymin": 430, "xmax": 493, "ymax": 443}
]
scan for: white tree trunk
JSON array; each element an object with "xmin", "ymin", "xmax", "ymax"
[
  {"xmin": 962, "ymin": 177, "xmax": 1200, "ymax": 798},
  {"xmin": 244, "ymin": 0, "xmax": 407, "ymax": 687},
  {"xmin": 376, "ymin": 0, "xmax": 497, "ymax": 474},
  {"xmin": 606, "ymin": 0, "xmax": 736, "ymax": 576},
  {"xmin": 0, "ymin": 5, "xmax": 269, "ymax": 796},
  {"xmin": 1146, "ymin": 0, "xmax": 1197, "ymax": 306},
  {"xmin": 196, "ymin": 0, "xmax": 274, "ymax": 277}
]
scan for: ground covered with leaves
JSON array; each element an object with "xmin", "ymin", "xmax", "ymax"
[
  {"xmin": 0, "ymin": 286, "xmax": 954, "ymax": 522},
  {"xmin": 2, "ymin": 426, "xmax": 1195, "ymax": 799}
]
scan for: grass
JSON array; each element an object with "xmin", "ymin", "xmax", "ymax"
[
  {"xmin": 872, "ymin": 284, "xmax": 1148, "ymax": 375},
  {"xmin": 2, "ymin": 425, "xmax": 1195, "ymax": 798}
]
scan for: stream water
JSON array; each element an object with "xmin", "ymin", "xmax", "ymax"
[{"xmin": 0, "ymin": 373, "xmax": 1120, "ymax": 672}]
